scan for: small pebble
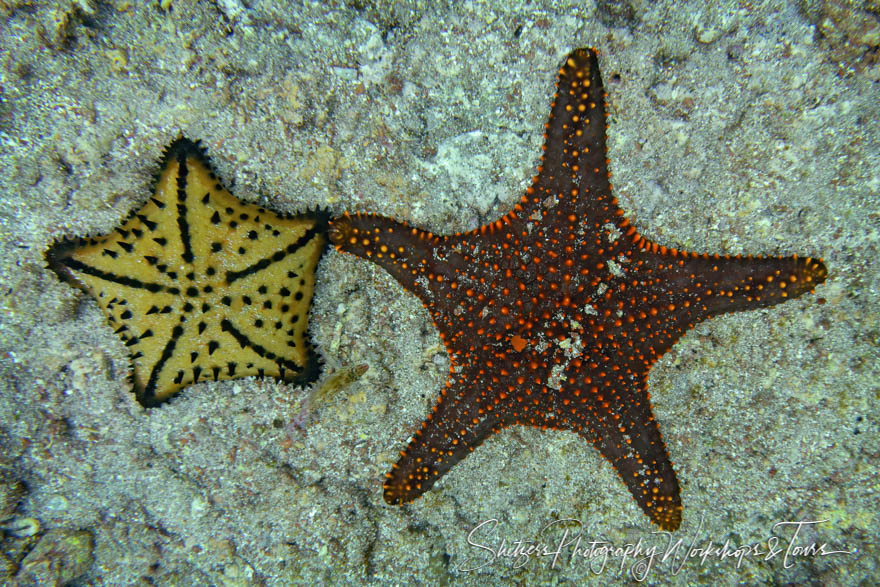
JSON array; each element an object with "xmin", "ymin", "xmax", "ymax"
[{"xmin": 1, "ymin": 516, "xmax": 40, "ymax": 538}]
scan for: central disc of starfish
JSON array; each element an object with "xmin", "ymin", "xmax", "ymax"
[{"xmin": 329, "ymin": 48, "xmax": 826, "ymax": 530}]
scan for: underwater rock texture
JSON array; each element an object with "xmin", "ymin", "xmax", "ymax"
[{"xmin": 0, "ymin": 0, "xmax": 877, "ymax": 583}]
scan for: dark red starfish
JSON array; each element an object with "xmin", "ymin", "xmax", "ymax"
[{"xmin": 329, "ymin": 48, "xmax": 827, "ymax": 530}]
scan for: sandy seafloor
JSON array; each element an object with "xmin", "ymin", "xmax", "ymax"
[{"xmin": 0, "ymin": 0, "xmax": 878, "ymax": 584}]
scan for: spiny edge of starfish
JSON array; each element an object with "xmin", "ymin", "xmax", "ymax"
[{"xmin": 45, "ymin": 134, "xmax": 333, "ymax": 279}]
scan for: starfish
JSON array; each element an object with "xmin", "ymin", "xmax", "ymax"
[
  {"xmin": 47, "ymin": 137, "xmax": 328, "ymax": 407},
  {"xmin": 329, "ymin": 48, "xmax": 827, "ymax": 530}
]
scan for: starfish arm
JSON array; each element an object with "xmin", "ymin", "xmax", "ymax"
[
  {"xmin": 586, "ymin": 393, "xmax": 682, "ymax": 532},
  {"xmin": 328, "ymin": 212, "xmax": 471, "ymax": 320},
  {"xmin": 555, "ymin": 361, "xmax": 682, "ymax": 530},
  {"xmin": 605, "ymin": 247, "xmax": 828, "ymax": 361},
  {"xmin": 383, "ymin": 368, "xmax": 503, "ymax": 504},
  {"xmin": 506, "ymin": 47, "xmax": 621, "ymax": 234},
  {"xmin": 657, "ymin": 252, "xmax": 828, "ymax": 317}
]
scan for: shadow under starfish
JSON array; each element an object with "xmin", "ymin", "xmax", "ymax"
[{"xmin": 329, "ymin": 48, "xmax": 827, "ymax": 531}]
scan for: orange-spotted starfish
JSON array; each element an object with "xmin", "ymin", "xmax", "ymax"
[
  {"xmin": 47, "ymin": 137, "xmax": 328, "ymax": 406},
  {"xmin": 329, "ymin": 48, "xmax": 827, "ymax": 530}
]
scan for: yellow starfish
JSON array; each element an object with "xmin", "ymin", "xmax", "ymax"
[{"xmin": 47, "ymin": 137, "xmax": 328, "ymax": 406}]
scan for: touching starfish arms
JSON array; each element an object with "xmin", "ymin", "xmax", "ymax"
[{"xmin": 328, "ymin": 47, "xmax": 827, "ymax": 531}]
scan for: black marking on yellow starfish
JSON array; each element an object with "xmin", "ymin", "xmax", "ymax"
[
  {"xmin": 329, "ymin": 48, "xmax": 827, "ymax": 530},
  {"xmin": 47, "ymin": 137, "xmax": 329, "ymax": 407}
]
